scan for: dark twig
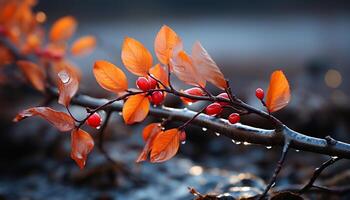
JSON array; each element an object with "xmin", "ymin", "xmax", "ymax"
[
  {"xmin": 259, "ymin": 141, "xmax": 291, "ymax": 199},
  {"xmin": 299, "ymin": 156, "xmax": 342, "ymax": 194}
]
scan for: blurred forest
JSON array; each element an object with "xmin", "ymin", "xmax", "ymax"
[{"xmin": 0, "ymin": 0, "xmax": 350, "ymax": 199}]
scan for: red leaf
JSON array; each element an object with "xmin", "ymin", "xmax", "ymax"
[
  {"xmin": 16, "ymin": 60, "xmax": 46, "ymax": 92},
  {"xmin": 121, "ymin": 37, "xmax": 153, "ymax": 76},
  {"xmin": 13, "ymin": 107, "xmax": 75, "ymax": 132},
  {"xmin": 70, "ymin": 35, "xmax": 96, "ymax": 56},
  {"xmin": 55, "ymin": 64, "xmax": 80, "ymax": 107},
  {"xmin": 49, "ymin": 16, "xmax": 77, "ymax": 42},
  {"xmin": 154, "ymin": 25, "xmax": 181, "ymax": 65},
  {"xmin": 192, "ymin": 41, "xmax": 226, "ymax": 89},
  {"xmin": 122, "ymin": 94, "xmax": 150, "ymax": 125},
  {"xmin": 136, "ymin": 123, "xmax": 162, "ymax": 162},
  {"xmin": 170, "ymin": 48, "xmax": 206, "ymax": 88},
  {"xmin": 71, "ymin": 128, "xmax": 94, "ymax": 169},
  {"xmin": 150, "ymin": 128, "xmax": 180, "ymax": 163},
  {"xmin": 93, "ymin": 60, "xmax": 128, "ymax": 93},
  {"xmin": 266, "ymin": 70, "xmax": 291, "ymax": 113}
]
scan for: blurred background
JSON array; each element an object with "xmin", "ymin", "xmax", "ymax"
[{"xmin": 0, "ymin": 0, "xmax": 350, "ymax": 199}]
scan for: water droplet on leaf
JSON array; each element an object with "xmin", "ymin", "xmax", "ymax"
[{"xmin": 58, "ymin": 70, "xmax": 70, "ymax": 84}]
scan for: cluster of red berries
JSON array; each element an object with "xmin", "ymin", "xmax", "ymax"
[
  {"xmin": 204, "ymin": 92, "xmax": 241, "ymax": 124},
  {"xmin": 203, "ymin": 88, "xmax": 265, "ymax": 125},
  {"xmin": 136, "ymin": 77, "xmax": 164, "ymax": 105},
  {"xmin": 35, "ymin": 48, "xmax": 64, "ymax": 61}
]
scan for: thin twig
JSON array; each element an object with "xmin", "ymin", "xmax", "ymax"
[
  {"xmin": 259, "ymin": 141, "xmax": 291, "ymax": 199},
  {"xmin": 299, "ymin": 156, "xmax": 342, "ymax": 194}
]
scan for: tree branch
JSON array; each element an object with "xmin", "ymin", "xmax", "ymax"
[{"xmin": 44, "ymin": 87, "xmax": 350, "ymax": 159}]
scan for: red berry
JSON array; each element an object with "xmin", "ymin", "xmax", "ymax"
[
  {"xmin": 205, "ymin": 103, "xmax": 223, "ymax": 116},
  {"xmin": 179, "ymin": 131, "xmax": 186, "ymax": 142},
  {"xmin": 217, "ymin": 92, "xmax": 230, "ymax": 106},
  {"xmin": 228, "ymin": 113, "xmax": 240, "ymax": 124},
  {"xmin": 87, "ymin": 113, "xmax": 102, "ymax": 128},
  {"xmin": 148, "ymin": 76, "xmax": 157, "ymax": 89},
  {"xmin": 151, "ymin": 91, "xmax": 164, "ymax": 105},
  {"xmin": 136, "ymin": 77, "xmax": 150, "ymax": 91},
  {"xmin": 181, "ymin": 87, "xmax": 204, "ymax": 104},
  {"xmin": 255, "ymin": 88, "xmax": 264, "ymax": 100}
]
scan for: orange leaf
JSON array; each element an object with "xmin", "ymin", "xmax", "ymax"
[
  {"xmin": 154, "ymin": 25, "xmax": 181, "ymax": 65},
  {"xmin": 121, "ymin": 37, "xmax": 153, "ymax": 76},
  {"xmin": 149, "ymin": 63, "xmax": 168, "ymax": 87},
  {"xmin": 70, "ymin": 35, "xmax": 96, "ymax": 56},
  {"xmin": 71, "ymin": 128, "xmax": 94, "ymax": 169},
  {"xmin": 49, "ymin": 16, "xmax": 77, "ymax": 42},
  {"xmin": 122, "ymin": 94, "xmax": 149, "ymax": 125},
  {"xmin": 136, "ymin": 123, "xmax": 162, "ymax": 162},
  {"xmin": 170, "ymin": 49, "xmax": 206, "ymax": 87},
  {"xmin": 13, "ymin": 107, "xmax": 75, "ymax": 132},
  {"xmin": 16, "ymin": 60, "xmax": 46, "ymax": 92},
  {"xmin": 55, "ymin": 64, "xmax": 80, "ymax": 107},
  {"xmin": 266, "ymin": 70, "xmax": 291, "ymax": 113},
  {"xmin": 93, "ymin": 60, "xmax": 128, "ymax": 93},
  {"xmin": 192, "ymin": 41, "xmax": 226, "ymax": 89},
  {"xmin": 150, "ymin": 128, "xmax": 180, "ymax": 163}
]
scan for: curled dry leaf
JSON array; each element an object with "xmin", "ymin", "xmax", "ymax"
[
  {"xmin": 170, "ymin": 48, "xmax": 206, "ymax": 88},
  {"xmin": 13, "ymin": 107, "xmax": 75, "ymax": 132},
  {"xmin": 149, "ymin": 63, "xmax": 169, "ymax": 87},
  {"xmin": 16, "ymin": 60, "xmax": 46, "ymax": 92},
  {"xmin": 71, "ymin": 128, "xmax": 94, "ymax": 169},
  {"xmin": 55, "ymin": 63, "xmax": 80, "ymax": 107},
  {"xmin": 121, "ymin": 37, "xmax": 153, "ymax": 76},
  {"xmin": 136, "ymin": 123, "xmax": 162, "ymax": 162},
  {"xmin": 154, "ymin": 25, "xmax": 181, "ymax": 65},
  {"xmin": 70, "ymin": 35, "xmax": 96, "ymax": 56},
  {"xmin": 49, "ymin": 16, "xmax": 77, "ymax": 42},
  {"xmin": 93, "ymin": 60, "xmax": 128, "ymax": 93},
  {"xmin": 266, "ymin": 70, "xmax": 291, "ymax": 113},
  {"xmin": 122, "ymin": 94, "xmax": 150, "ymax": 125},
  {"xmin": 192, "ymin": 41, "xmax": 226, "ymax": 89},
  {"xmin": 150, "ymin": 128, "xmax": 180, "ymax": 163}
]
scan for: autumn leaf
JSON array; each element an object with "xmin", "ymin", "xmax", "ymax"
[
  {"xmin": 70, "ymin": 35, "xmax": 96, "ymax": 56},
  {"xmin": 122, "ymin": 94, "xmax": 150, "ymax": 125},
  {"xmin": 121, "ymin": 37, "xmax": 153, "ymax": 76},
  {"xmin": 55, "ymin": 65, "xmax": 80, "ymax": 107},
  {"xmin": 149, "ymin": 63, "xmax": 168, "ymax": 87},
  {"xmin": 150, "ymin": 128, "xmax": 180, "ymax": 163},
  {"xmin": 192, "ymin": 41, "xmax": 226, "ymax": 89},
  {"xmin": 16, "ymin": 60, "xmax": 46, "ymax": 92},
  {"xmin": 13, "ymin": 107, "xmax": 75, "ymax": 132},
  {"xmin": 266, "ymin": 70, "xmax": 291, "ymax": 113},
  {"xmin": 136, "ymin": 123, "xmax": 162, "ymax": 162},
  {"xmin": 49, "ymin": 16, "xmax": 77, "ymax": 42},
  {"xmin": 170, "ymin": 49, "xmax": 206, "ymax": 87},
  {"xmin": 154, "ymin": 25, "xmax": 181, "ymax": 65},
  {"xmin": 71, "ymin": 128, "xmax": 94, "ymax": 169},
  {"xmin": 93, "ymin": 60, "xmax": 128, "ymax": 94}
]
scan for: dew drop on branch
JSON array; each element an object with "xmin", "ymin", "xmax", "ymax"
[
  {"xmin": 215, "ymin": 132, "xmax": 220, "ymax": 136},
  {"xmin": 231, "ymin": 139, "xmax": 235, "ymax": 143},
  {"xmin": 295, "ymin": 149, "xmax": 300, "ymax": 152},
  {"xmin": 266, "ymin": 146, "xmax": 272, "ymax": 149},
  {"xmin": 202, "ymin": 127, "xmax": 207, "ymax": 132},
  {"xmin": 235, "ymin": 141, "xmax": 241, "ymax": 144},
  {"xmin": 243, "ymin": 141, "xmax": 251, "ymax": 145},
  {"xmin": 58, "ymin": 70, "xmax": 70, "ymax": 84},
  {"xmin": 183, "ymin": 107, "xmax": 188, "ymax": 111},
  {"xmin": 181, "ymin": 141, "xmax": 186, "ymax": 145}
]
